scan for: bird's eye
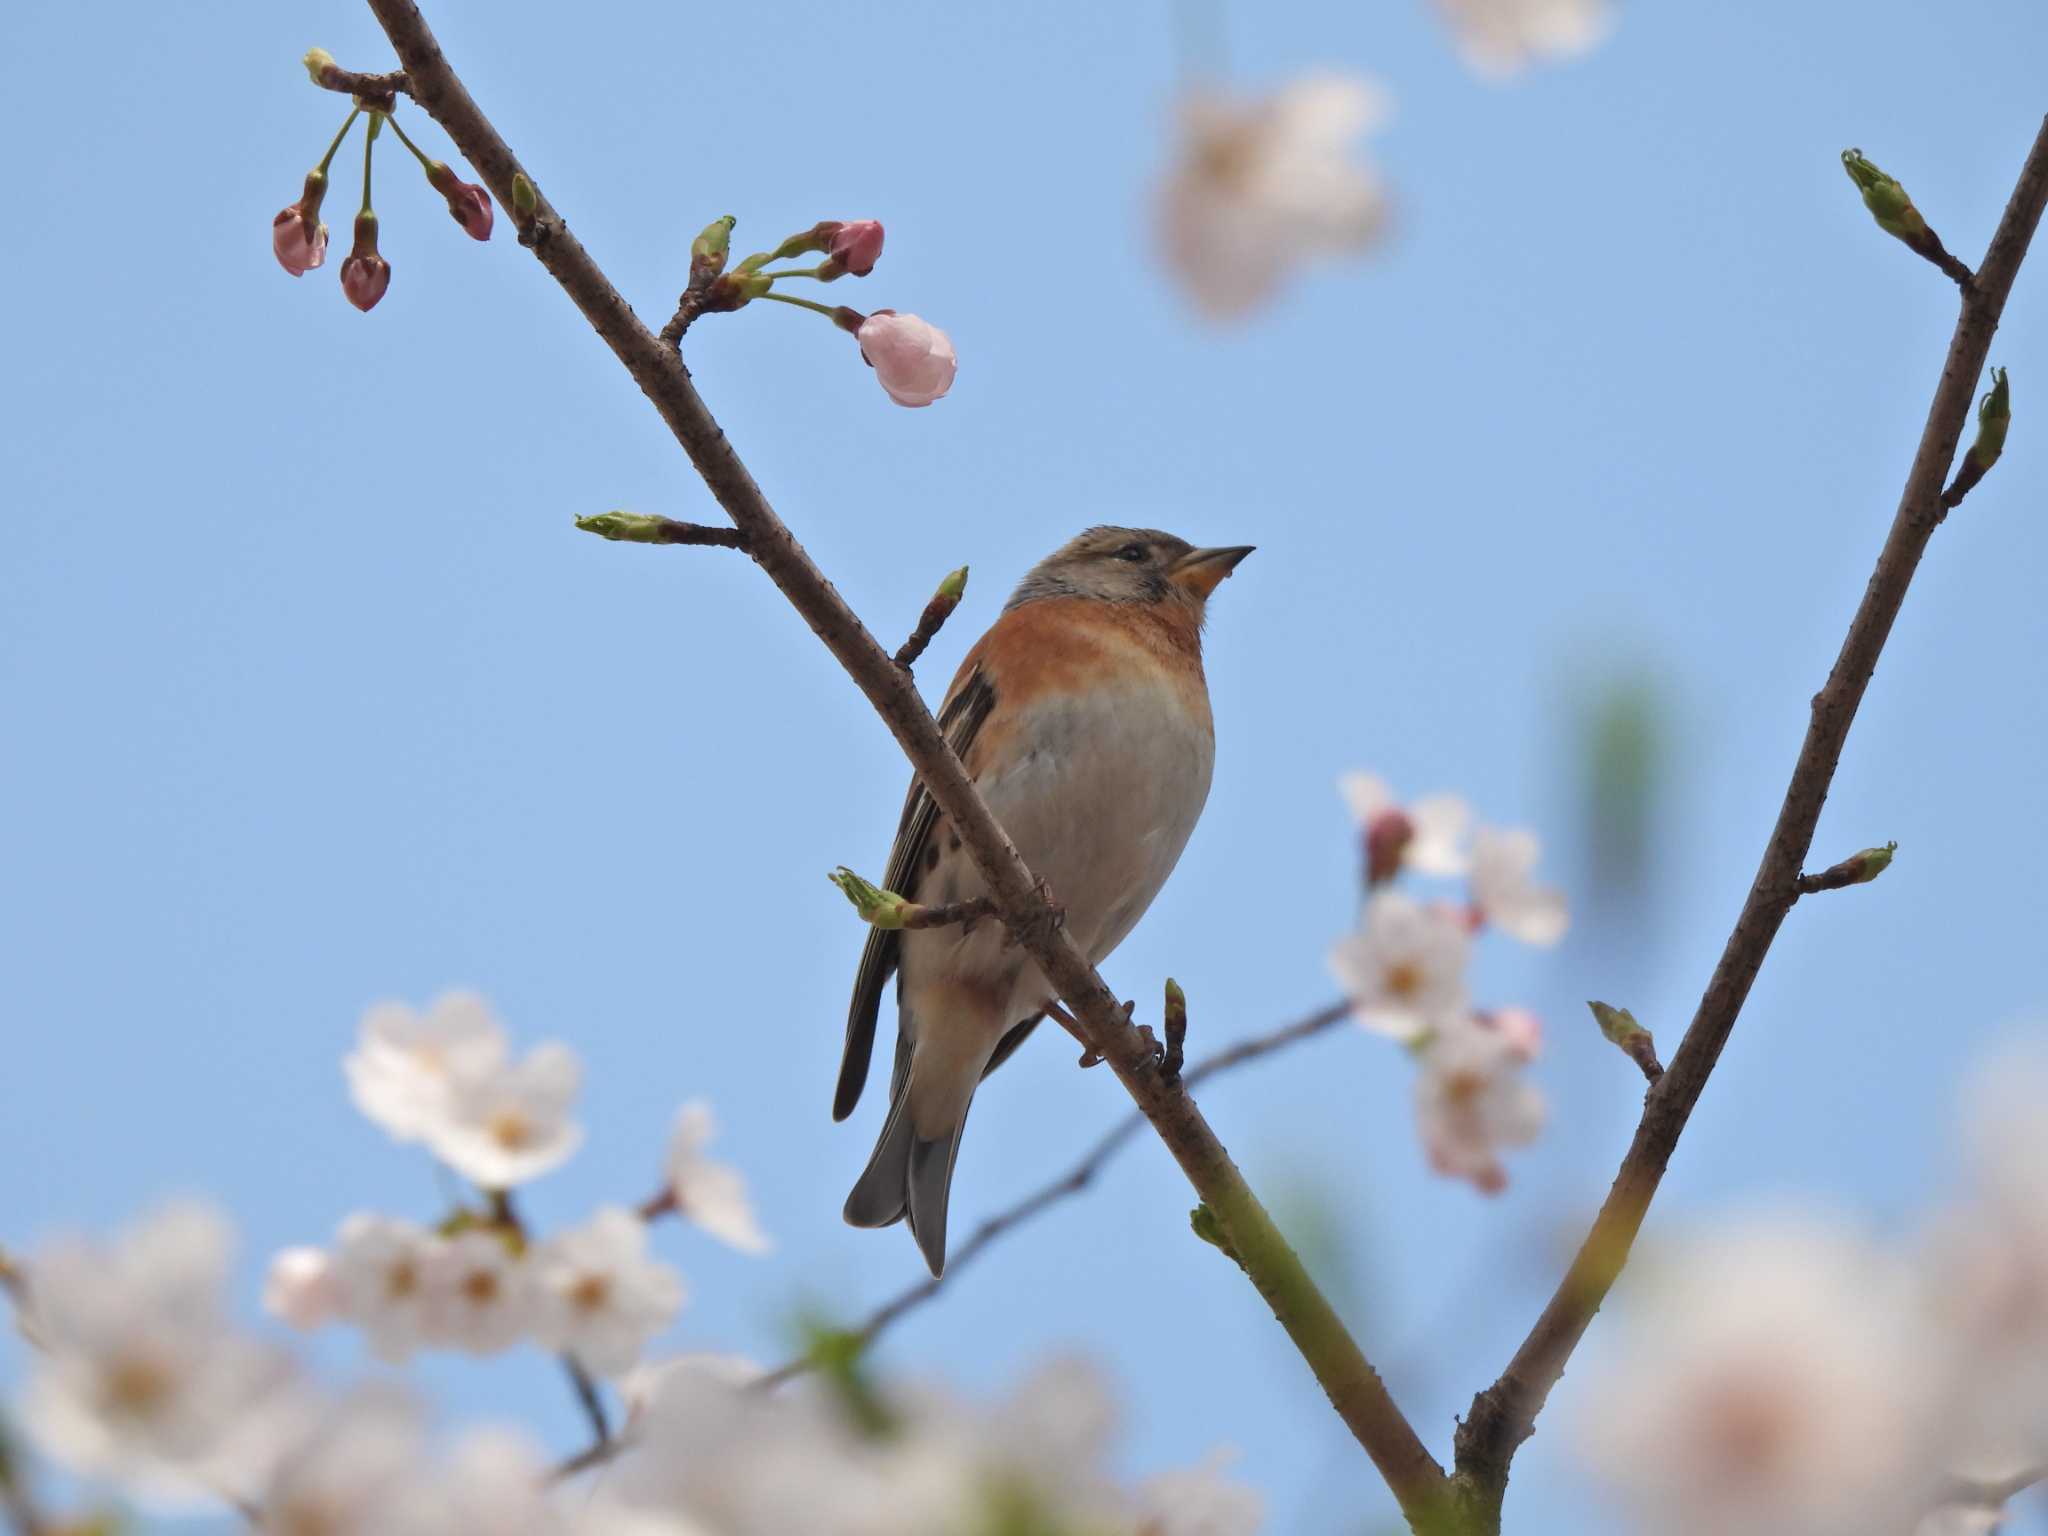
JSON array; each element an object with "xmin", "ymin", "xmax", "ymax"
[{"xmin": 1115, "ymin": 543, "xmax": 1148, "ymax": 563}]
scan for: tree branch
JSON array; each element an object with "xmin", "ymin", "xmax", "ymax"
[
  {"xmin": 355, "ymin": 5, "xmax": 1448, "ymax": 1522},
  {"xmin": 752, "ymin": 999, "xmax": 1351, "ymax": 1390},
  {"xmin": 1452, "ymin": 114, "xmax": 2048, "ymax": 1521}
]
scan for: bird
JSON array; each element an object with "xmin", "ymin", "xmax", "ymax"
[{"xmin": 836, "ymin": 525, "xmax": 1254, "ymax": 1275}]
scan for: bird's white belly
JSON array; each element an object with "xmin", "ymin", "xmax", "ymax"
[{"xmin": 902, "ymin": 679, "xmax": 1215, "ymax": 1032}]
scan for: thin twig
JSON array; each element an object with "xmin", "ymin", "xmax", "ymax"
[
  {"xmin": 893, "ymin": 569, "xmax": 967, "ymax": 671},
  {"xmin": 547, "ymin": 998, "xmax": 1354, "ymax": 1484},
  {"xmin": 1451, "ymin": 115, "xmax": 2048, "ymax": 1525},
  {"xmin": 310, "ymin": 62, "xmax": 409, "ymax": 108},
  {"xmin": 561, "ymin": 1354, "xmax": 612, "ymax": 1448}
]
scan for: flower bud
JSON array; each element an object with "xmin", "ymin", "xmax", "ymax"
[
  {"xmin": 272, "ymin": 169, "xmax": 331, "ymax": 276},
  {"xmin": 424, "ymin": 160, "xmax": 494, "ymax": 241},
  {"xmin": 691, "ymin": 215, "xmax": 736, "ymax": 285},
  {"xmin": 1364, "ymin": 809, "xmax": 1414, "ymax": 887},
  {"xmin": 828, "ymin": 867, "xmax": 911, "ymax": 929},
  {"xmin": 1844, "ymin": 841, "xmax": 1897, "ymax": 884},
  {"xmin": 303, "ymin": 47, "xmax": 339, "ymax": 88},
  {"xmin": 828, "ymin": 219, "xmax": 885, "ymax": 277},
  {"xmin": 1971, "ymin": 367, "xmax": 2011, "ymax": 472},
  {"xmin": 856, "ymin": 311, "xmax": 957, "ymax": 408},
  {"xmin": 575, "ymin": 511, "xmax": 668, "ymax": 543},
  {"xmin": 340, "ymin": 211, "xmax": 392, "ymax": 311},
  {"xmin": 511, "ymin": 172, "xmax": 538, "ymax": 219},
  {"xmin": 936, "ymin": 565, "xmax": 969, "ymax": 603},
  {"xmin": 1841, "ymin": 149, "xmax": 1927, "ymax": 240}
]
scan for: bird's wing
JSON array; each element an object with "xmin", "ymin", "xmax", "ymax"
[{"xmin": 834, "ymin": 665, "xmax": 999, "ymax": 1121}]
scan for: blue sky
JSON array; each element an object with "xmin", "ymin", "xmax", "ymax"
[{"xmin": 4, "ymin": 0, "xmax": 2047, "ymax": 1531}]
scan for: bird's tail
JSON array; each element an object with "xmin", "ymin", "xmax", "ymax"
[{"xmin": 842, "ymin": 1047, "xmax": 977, "ymax": 1277}]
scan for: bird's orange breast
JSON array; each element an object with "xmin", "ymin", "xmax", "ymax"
[{"xmin": 944, "ymin": 598, "xmax": 1212, "ymax": 774}]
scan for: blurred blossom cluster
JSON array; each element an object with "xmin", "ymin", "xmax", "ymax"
[
  {"xmin": 1577, "ymin": 1040, "xmax": 2048, "ymax": 1536},
  {"xmin": 2, "ymin": 992, "xmax": 1259, "ymax": 1534},
  {"xmin": 1326, "ymin": 773, "xmax": 1566, "ymax": 1193},
  {"xmin": 1430, "ymin": 0, "xmax": 1614, "ymax": 78},
  {"xmin": 1155, "ymin": 0, "xmax": 1613, "ymax": 320}
]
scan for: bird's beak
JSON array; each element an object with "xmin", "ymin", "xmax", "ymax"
[{"xmin": 1169, "ymin": 544, "xmax": 1255, "ymax": 599}]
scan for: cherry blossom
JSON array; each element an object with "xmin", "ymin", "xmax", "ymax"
[
  {"xmin": 419, "ymin": 1227, "xmax": 531, "ymax": 1356},
  {"xmin": 1578, "ymin": 1216, "xmax": 1948, "ymax": 1536},
  {"xmin": 344, "ymin": 989, "xmax": 508, "ymax": 1145},
  {"xmin": 1432, "ymin": 0, "xmax": 1614, "ymax": 78},
  {"xmin": 1412, "ymin": 1012, "xmax": 1544, "ymax": 1193},
  {"xmin": 1327, "ymin": 889, "xmax": 1472, "ymax": 1040},
  {"xmin": 17, "ymin": 1202, "xmax": 298, "ymax": 1503},
  {"xmin": 1338, "ymin": 772, "xmax": 1472, "ymax": 882},
  {"xmin": 664, "ymin": 1101, "xmax": 772, "ymax": 1255},
  {"xmin": 425, "ymin": 1040, "xmax": 585, "ymax": 1189},
  {"xmin": 1158, "ymin": 73, "xmax": 1389, "ymax": 320},
  {"xmin": 327, "ymin": 1213, "xmax": 438, "ymax": 1363},
  {"xmin": 1469, "ymin": 824, "xmax": 1569, "ymax": 946},
  {"xmin": 340, "ymin": 211, "xmax": 392, "ymax": 312},
  {"xmin": 262, "ymin": 1246, "xmax": 339, "ymax": 1332},
  {"xmin": 528, "ymin": 1207, "xmax": 686, "ymax": 1377}
]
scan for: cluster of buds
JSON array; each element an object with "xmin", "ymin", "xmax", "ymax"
[
  {"xmin": 679, "ymin": 214, "xmax": 957, "ymax": 408},
  {"xmin": 273, "ymin": 48, "xmax": 493, "ymax": 311}
]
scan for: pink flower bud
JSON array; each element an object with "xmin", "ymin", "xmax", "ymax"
[
  {"xmin": 828, "ymin": 219, "xmax": 885, "ymax": 276},
  {"xmin": 272, "ymin": 169, "xmax": 331, "ymax": 276},
  {"xmin": 426, "ymin": 160, "xmax": 494, "ymax": 242},
  {"xmin": 1364, "ymin": 809, "xmax": 1414, "ymax": 887},
  {"xmin": 340, "ymin": 212, "xmax": 392, "ymax": 312},
  {"xmin": 272, "ymin": 205, "xmax": 329, "ymax": 276},
  {"xmin": 856, "ymin": 311, "xmax": 956, "ymax": 408}
]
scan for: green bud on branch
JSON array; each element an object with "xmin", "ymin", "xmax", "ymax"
[
  {"xmin": 511, "ymin": 172, "xmax": 538, "ymax": 219},
  {"xmin": 1794, "ymin": 840, "xmax": 1898, "ymax": 894},
  {"xmin": 1588, "ymin": 1001, "xmax": 1663, "ymax": 1083},
  {"xmin": 691, "ymin": 215, "xmax": 736, "ymax": 286},
  {"xmin": 575, "ymin": 511, "xmax": 669, "ymax": 543},
  {"xmin": 1162, "ymin": 977, "xmax": 1188, "ymax": 1080},
  {"xmin": 303, "ymin": 47, "xmax": 338, "ymax": 87},
  {"xmin": 1972, "ymin": 367, "xmax": 2011, "ymax": 471},
  {"xmin": 1841, "ymin": 149, "xmax": 1974, "ymax": 286},
  {"xmin": 828, "ymin": 867, "xmax": 911, "ymax": 929}
]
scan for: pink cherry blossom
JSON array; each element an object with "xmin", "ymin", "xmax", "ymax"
[
  {"xmin": 272, "ymin": 206, "xmax": 329, "ymax": 276},
  {"xmin": 1413, "ymin": 1013, "xmax": 1545, "ymax": 1192},
  {"xmin": 857, "ymin": 311, "xmax": 957, "ymax": 407},
  {"xmin": 828, "ymin": 219, "xmax": 884, "ymax": 276},
  {"xmin": 340, "ymin": 213, "xmax": 392, "ymax": 313}
]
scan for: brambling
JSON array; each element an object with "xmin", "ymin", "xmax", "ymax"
[{"xmin": 837, "ymin": 526, "xmax": 1254, "ymax": 1275}]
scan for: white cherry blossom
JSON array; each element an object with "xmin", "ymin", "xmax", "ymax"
[
  {"xmin": 1327, "ymin": 889, "xmax": 1472, "ymax": 1040},
  {"xmin": 1578, "ymin": 1216, "xmax": 1948, "ymax": 1536},
  {"xmin": 1338, "ymin": 772, "xmax": 1472, "ymax": 878},
  {"xmin": 328, "ymin": 1214, "xmax": 438, "ymax": 1363},
  {"xmin": 419, "ymin": 1227, "xmax": 531, "ymax": 1356},
  {"xmin": 344, "ymin": 991, "xmax": 508, "ymax": 1144},
  {"xmin": 1432, "ymin": 0, "xmax": 1613, "ymax": 78},
  {"xmin": 425, "ymin": 1041, "xmax": 585, "ymax": 1189},
  {"xmin": 1159, "ymin": 73, "xmax": 1390, "ymax": 319},
  {"xmin": 1469, "ymin": 825, "xmax": 1569, "ymax": 946},
  {"xmin": 529, "ymin": 1207, "xmax": 686, "ymax": 1377},
  {"xmin": 18, "ymin": 1202, "xmax": 298, "ymax": 1504},
  {"xmin": 665, "ymin": 1101, "xmax": 771, "ymax": 1255},
  {"xmin": 262, "ymin": 1245, "xmax": 338, "ymax": 1332}
]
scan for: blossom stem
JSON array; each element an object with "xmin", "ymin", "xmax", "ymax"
[
  {"xmin": 380, "ymin": 110, "xmax": 436, "ymax": 171},
  {"xmin": 315, "ymin": 108, "xmax": 361, "ymax": 176},
  {"xmin": 360, "ymin": 111, "xmax": 384, "ymax": 215},
  {"xmin": 756, "ymin": 265, "xmax": 831, "ymax": 281},
  {"xmin": 755, "ymin": 290, "xmax": 841, "ymax": 320}
]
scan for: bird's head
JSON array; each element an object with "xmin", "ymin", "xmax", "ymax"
[{"xmin": 1005, "ymin": 525, "xmax": 1255, "ymax": 614}]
